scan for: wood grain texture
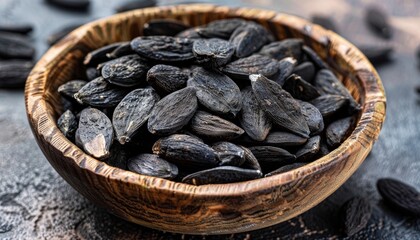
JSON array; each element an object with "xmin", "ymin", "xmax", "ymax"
[{"xmin": 24, "ymin": 4, "xmax": 386, "ymax": 235}]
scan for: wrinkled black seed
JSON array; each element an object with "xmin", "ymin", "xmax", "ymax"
[
  {"xmin": 143, "ymin": 19, "xmax": 190, "ymax": 36},
  {"xmin": 274, "ymin": 57, "xmax": 298, "ymax": 86},
  {"xmin": 0, "ymin": 60, "xmax": 33, "ymax": 88},
  {"xmin": 193, "ymin": 38, "xmax": 235, "ymax": 68},
  {"xmin": 326, "ymin": 116, "xmax": 355, "ymax": 149},
  {"xmin": 146, "ymin": 64, "xmax": 189, "ymax": 94},
  {"xmin": 84, "ymin": 42, "xmax": 126, "ymax": 66},
  {"xmin": 148, "ymin": 87, "xmax": 197, "ymax": 135},
  {"xmin": 58, "ymin": 80, "xmax": 87, "ymax": 100},
  {"xmin": 115, "ymin": 0, "xmax": 157, "ymax": 13},
  {"xmin": 283, "ymin": 74, "xmax": 320, "ymax": 101},
  {"xmin": 249, "ymin": 146, "xmax": 295, "ymax": 165},
  {"xmin": 240, "ymin": 146, "xmax": 262, "ymax": 172},
  {"xmin": 365, "ymin": 5, "xmax": 393, "ymax": 39},
  {"xmin": 265, "ymin": 162, "xmax": 306, "ymax": 177},
  {"xmin": 131, "ymin": 36, "xmax": 194, "ymax": 62},
  {"xmin": 188, "ymin": 67, "xmax": 242, "ymax": 118},
  {"xmin": 197, "ymin": 18, "xmax": 247, "ymax": 39},
  {"xmin": 259, "ymin": 39, "xmax": 303, "ymax": 61},
  {"xmin": 106, "ymin": 42, "xmax": 133, "ymax": 59},
  {"xmin": 230, "ymin": 22, "xmax": 271, "ymax": 58},
  {"xmin": 74, "ymin": 77, "xmax": 130, "ymax": 108},
  {"xmin": 182, "ymin": 166, "xmax": 262, "ymax": 185},
  {"xmin": 0, "ymin": 32, "xmax": 35, "ymax": 59},
  {"xmin": 75, "ymin": 108, "xmax": 113, "ymax": 159},
  {"xmin": 302, "ymin": 45, "xmax": 329, "ymax": 69},
  {"xmin": 212, "ymin": 142, "xmax": 245, "ymax": 167},
  {"xmin": 190, "ymin": 111, "xmax": 244, "ymax": 140},
  {"xmin": 377, "ymin": 178, "xmax": 420, "ymax": 216},
  {"xmin": 239, "ymin": 87, "xmax": 272, "ymax": 141},
  {"xmin": 292, "ymin": 62, "xmax": 316, "ymax": 83},
  {"xmin": 341, "ymin": 197, "xmax": 372, "ymax": 237},
  {"xmin": 263, "ymin": 131, "xmax": 308, "ymax": 147},
  {"xmin": 113, "ymin": 88, "xmax": 160, "ymax": 144},
  {"xmin": 250, "ymin": 74, "xmax": 310, "ymax": 138},
  {"xmin": 175, "ymin": 27, "xmax": 202, "ymax": 39},
  {"xmin": 101, "ymin": 54, "xmax": 150, "ymax": 87},
  {"xmin": 297, "ymin": 100, "xmax": 324, "ymax": 136},
  {"xmin": 310, "ymin": 94, "xmax": 349, "ymax": 119},
  {"xmin": 223, "ymin": 54, "xmax": 280, "ymax": 80},
  {"xmin": 57, "ymin": 110, "xmax": 78, "ymax": 141},
  {"xmin": 153, "ymin": 134, "xmax": 218, "ymax": 168},
  {"xmin": 127, "ymin": 153, "xmax": 178, "ymax": 180},
  {"xmin": 295, "ymin": 135, "xmax": 320, "ymax": 162}
]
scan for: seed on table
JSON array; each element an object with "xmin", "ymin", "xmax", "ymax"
[
  {"xmin": 310, "ymin": 94, "xmax": 348, "ymax": 119},
  {"xmin": 259, "ymin": 39, "xmax": 303, "ymax": 61},
  {"xmin": 188, "ymin": 67, "xmax": 242, "ymax": 118},
  {"xmin": 113, "ymin": 88, "xmax": 160, "ymax": 144},
  {"xmin": 212, "ymin": 142, "xmax": 245, "ymax": 167},
  {"xmin": 295, "ymin": 135, "xmax": 320, "ymax": 162},
  {"xmin": 230, "ymin": 22, "xmax": 272, "ymax": 58},
  {"xmin": 146, "ymin": 64, "xmax": 189, "ymax": 94},
  {"xmin": 190, "ymin": 111, "xmax": 244, "ymax": 140},
  {"xmin": 365, "ymin": 5, "xmax": 393, "ymax": 39},
  {"xmin": 0, "ymin": 32, "xmax": 35, "ymax": 59},
  {"xmin": 193, "ymin": 38, "xmax": 235, "ymax": 68},
  {"xmin": 274, "ymin": 57, "xmax": 297, "ymax": 86},
  {"xmin": 47, "ymin": 23, "xmax": 82, "ymax": 46},
  {"xmin": 313, "ymin": 69, "xmax": 359, "ymax": 111},
  {"xmin": 358, "ymin": 44, "xmax": 393, "ymax": 65},
  {"xmin": 0, "ymin": 60, "xmax": 33, "ymax": 88},
  {"xmin": 377, "ymin": 178, "xmax": 420, "ymax": 216},
  {"xmin": 57, "ymin": 110, "xmax": 78, "ymax": 141},
  {"xmin": 340, "ymin": 197, "xmax": 372, "ymax": 237},
  {"xmin": 74, "ymin": 77, "xmax": 130, "ymax": 108},
  {"xmin": 45, "ymin": 0, "xmax": 90, "ymax": 11},
  {"xmin": 153, "ymin": 134, "xmax": 218, "ymax": 168},
  {"xmin": 84, "ymin": 42, "xmax": 127, "ymax": 66},
  {"xmin": 182, "ymin": 166, "xmax": 262, "ymax": 185},
  {"xmin": 311, "ymin": 15, "xmax": 339, "ymax": 33},
  {"xmin": 0, "ymin": 23, "xmax": 33, "ymax": 35},
  {"xmin": 58, "ymin": 80, "xmax": 87, "ymax": 100},
  {"xmin": 130, "ymin": 36, "xmax": 194, "ymax": 62},
  {"xmin": 75, "ymin": 108, "xmax": 114, "ymax": 159},
  {"xmin": 282, "ymin": 74, "xmax": 320, "ymax": 101},
  {"xmin": 197, "ymin": 18, "xmax": 246, "ymax": 39},
  {"xmin": 222, "ymin": 54, "xmax": 280, "ymax": 80},
  {"xmin": 297, "ymin": 100, "xmax": 324, "ymax": 135},
  {"xmin": 101, "ymin": 54, "xmax": 150, "ymax": 87},
  {"xmin": 326, "ymin": 116, "xmax": 355, "ymax": 149},
  {"xmin": 239, "ymin": 87, "xmax": 272, "ymax": 141},
  {"xmin": 250, "ymin": 74, "xmax": 310, "ymax": 138},
  {"xmin": 292, "ymin": 62, "xmax": 316, "ymax": 83},
  {"xmin": 115, "ymin": 0, "xmax": 157, "ymax": 13},
  {"xmin": 148, "ymin": 87, "xmax": 197, "ymax": 135},
  {"xmin": 143, "ymin": 19, "xmax": 190, "ymax": 36},
  {"xmin": 302, "ymin": 45, "xmax": 329, "ymax": 69},
  {"xmin": 265, "ymin": 163, "xmax": 306, "ymax": 177},
  {"xmin": 127, "ymin": 153, "xmax": 178, "ymax": 180}
]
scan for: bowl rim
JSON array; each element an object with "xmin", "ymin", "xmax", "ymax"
[{"xmin": 25, "ymin": 4, "xmax": 386, "ymax": 199}]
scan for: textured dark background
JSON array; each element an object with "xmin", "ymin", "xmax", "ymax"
[{"xmin": 1, "ymin": 0, "xmax": 420, "ymax": 239}]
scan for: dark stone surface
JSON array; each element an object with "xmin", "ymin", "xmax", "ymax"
[{"xmin": 1, "ymin": 0, "xmax": 420, "ymax": 239}]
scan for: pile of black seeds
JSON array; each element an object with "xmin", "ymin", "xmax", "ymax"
[{"xmin": 57, "ymin": 18, "xmax": 361, "ymax": 186}]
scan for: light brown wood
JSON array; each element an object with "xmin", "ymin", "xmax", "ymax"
[{"xmin": 24, "ymin": 4, "xmax": 386, "ymax": 235}]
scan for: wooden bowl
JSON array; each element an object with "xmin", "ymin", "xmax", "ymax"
[{"xmin": 24, "ymin": 4, "xmax": 386, "ymax": 235}]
